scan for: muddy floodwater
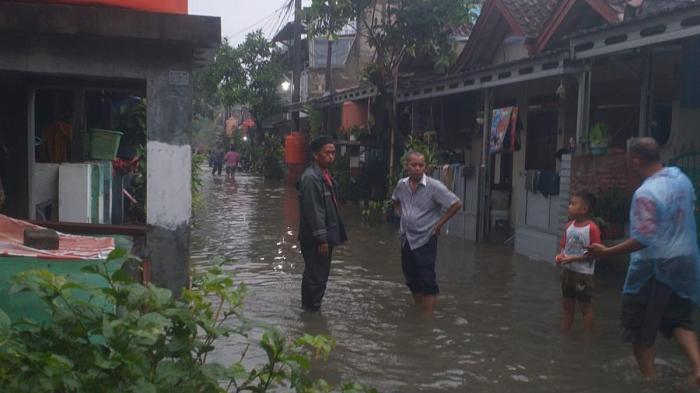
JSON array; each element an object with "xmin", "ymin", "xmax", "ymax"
[{"xmin": 191, "ymin": 171, "xmax": 697, "ymax": 392}]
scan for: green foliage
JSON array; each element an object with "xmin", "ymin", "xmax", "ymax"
[
  {"xmin": 112, "ymin": 97, "xmax": 147, "ymax": 152},
  {"xmin": 241, "ymin": 133, "xmax": 285, "ymax": 180},
  {"xmin": 204, "ymin": 32, "xmax": 284, "ymax": 124},
  {"xmin": 306, "ymin": 0, "xmax": 478, "ymax": 176},
  {"xmin": 0, "ymin": 252, "xmax": 376, "ymax": 393},
  {"xmin": 341, "ymin": 125, "xmax": 370, "ymax": 141},
  {"xmin": 306, "ymin": 105, "xmax": 323, "ymax": 140},
  {"xmin": 329, "ymin": 154, "xmax": 368, "ymax": 201},
  {"xmin": 306, "ymin": 0, "xmax": 478, "ymax": 75},
  {"xmin": 360, "ymin": 199, "xmax": 392, "ymax": 222},
  {"xmin": 192, "ymin": 110, "xmax": 224, "ymax": 151},
  {"xmin": 128, "ymin": 144, "xmax": 147, "ymax": 223},
  {"xmin": 402, "ymin": 135, "xmax": 437, "ymax": 170},
  {"xmin": 594, "ymin": 188, "xmax": 630, "ymax": 224},
  {"xmin": 192, "ymin": 152, "xmax": 206, "ymax": 215},
  {"xmin": 589, "ymin": 122, "xmax": 609, "ymax": 145},
  {"xmin": 304, "ymin": 0, "xmax": 355, "ymax": 40}
]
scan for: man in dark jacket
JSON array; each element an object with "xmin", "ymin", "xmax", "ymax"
[{"xmin": 297, "ymin": 136, "xmax": 347, "ymax": 311}]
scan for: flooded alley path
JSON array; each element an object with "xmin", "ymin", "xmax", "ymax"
[{"xmin": 191, "ymin": 172, "xmax": 695, "ymax": 393}]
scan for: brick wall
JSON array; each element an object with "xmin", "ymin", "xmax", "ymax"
[{"xmin": 571, "ymin": 153, "xmax": 634, "ymax": 196}]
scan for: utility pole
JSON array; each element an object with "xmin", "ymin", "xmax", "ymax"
[
  {"xmin": 292, "ymin": 0, "xmax": 302, "ymax": 131},
  {"xmin": 323, "ymin": 37, "xmax": 333, "ymax": 134}
]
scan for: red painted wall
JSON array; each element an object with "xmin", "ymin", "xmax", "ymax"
[{"xmin": 12, "ymin": 0, "xmax": 187, "ymax": 14}]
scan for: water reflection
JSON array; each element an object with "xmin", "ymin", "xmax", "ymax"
[{"xmin": 191, "ymin": 172, "xmax": 695, "ymax": 392}]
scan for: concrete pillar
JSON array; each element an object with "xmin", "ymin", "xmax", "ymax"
[{"xmin": 146, "ymin": 69, "xmax": 193, "ymax": 296}]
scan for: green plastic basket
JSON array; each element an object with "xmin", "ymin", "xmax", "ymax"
[{"xmin": 89, "ymin": 128, "xmax": 123, "ymax": 160}]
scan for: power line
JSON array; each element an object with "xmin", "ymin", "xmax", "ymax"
[
  {"xmin": 227, "ymin": 2, "xmax": 290, "ymax": 41},
  {"xmin": 267, "ymin": 0, "xmax": 296, "ymax": 41}
]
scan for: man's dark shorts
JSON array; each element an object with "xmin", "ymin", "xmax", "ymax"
[
  {"xmin": 561, "ymin": 268, "xmax": 594, "ymax": 303},
  {"xmin": 401, "ymin": 235, "xmax": 439, "ymax": 295},
  {"xmin": 620, "ymin": 277, "xmax": 693, "ymax": 347}
]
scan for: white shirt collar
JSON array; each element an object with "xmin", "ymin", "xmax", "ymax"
[{"xmin": 401, "ymin": 174, "xmax": 427, "ymax": 186}]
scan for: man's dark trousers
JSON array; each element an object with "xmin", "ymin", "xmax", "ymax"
[{"xmin": 301, "ymin": 242, "xmax": 333, "ymax": 311}]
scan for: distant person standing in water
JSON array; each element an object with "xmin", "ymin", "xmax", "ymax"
[
  {"xmin": 211, "ymin": 146, "xmax": 224, "ymax": 176},
  {"xmin": 224, "ymin": 146, "xmax": 240, "ymax": 178}
]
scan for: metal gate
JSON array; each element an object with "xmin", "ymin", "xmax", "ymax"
[{"xmin": 672, "ymin": 152, "xmax": 700, "ymax": 246}]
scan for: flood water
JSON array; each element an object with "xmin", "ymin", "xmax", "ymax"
[{"xmin": 191, "ymin": 171, "xmax": 697, "ymax": 392}]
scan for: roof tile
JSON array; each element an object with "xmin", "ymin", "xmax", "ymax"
[{"xmin": 500, "ymin": 0, "xmax": 561, "ymax": 36}]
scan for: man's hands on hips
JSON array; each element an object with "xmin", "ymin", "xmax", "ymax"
[{"xmin": 318, "ymin": 243, "xmax": 329, "ymax": 257}]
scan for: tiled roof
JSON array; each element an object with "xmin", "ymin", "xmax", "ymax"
[{"xmin": 500, "ymin": 0, "xmax": 561, "ymax": 37}]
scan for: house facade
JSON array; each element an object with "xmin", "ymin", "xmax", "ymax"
[
  {"xmin": 0, "ymin": 1, "xmax": 220, "ymax": 294},
  {"xmin": 305, "ymin": 0, "xmax": 700, "ymax": 262}
]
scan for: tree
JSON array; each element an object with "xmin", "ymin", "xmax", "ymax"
[
  {"xmin": 305, "ymin": 1, "xmax": 355, "ymax": 133},
  {"xmin": 204, "ymin": 31, "xmax": 284, "ymax": 126},
  {"xmin": 306, "ymin": 0, "xmax": 479, "ymax": 178}
]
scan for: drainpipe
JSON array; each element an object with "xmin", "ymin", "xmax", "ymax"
[
  {"xmin": 292, "ymin": 0, "xmax": 302, "ymax": 132},
  {"xmin": 324, "ymin": 36, "xmax": 333, "ymax": 134},
  {"xmin": 575, "ymin": 65, "xmax": 592, "ymax": 154},
  {"xmin": 476, "ymin": 89, "xmax": 493, "ymax": 243}
]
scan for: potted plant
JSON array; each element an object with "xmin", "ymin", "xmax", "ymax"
[
  {"xmin": 345, "ymin": 125, "xmax": 370, "ymax": 142},
  {"xmin": 589, "ymin": 122, "xmax": 609, "ymax": 156},
  {"xmin": 594, "ymin": 189, "xmax": 630, "ymax": 239}
]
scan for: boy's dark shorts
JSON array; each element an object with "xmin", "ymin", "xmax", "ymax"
[
  {"xmin": 620, "ymin": 278, "xmax": 693, "ymax": 347},
  {"xmin": 401, "ymin": 236, "xmax": 439, "ymax": 295},
  {"xmin": 561, "ymin": 268, "xmax": 594, "ymax": 303}
]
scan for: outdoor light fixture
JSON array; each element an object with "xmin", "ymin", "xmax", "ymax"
[
  {"xmin": 281, "ymin": 81, "xmax": 291, "ymax": 91},
  {"xmin": 243, "ymin": 136, "xmax": 249, "ymax": 142}
]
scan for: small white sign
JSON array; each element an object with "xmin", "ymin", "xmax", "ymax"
[{"xmin": 169, "ymin": 71, "xmax": 190, "ymax": 86}]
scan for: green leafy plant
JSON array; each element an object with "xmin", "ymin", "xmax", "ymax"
[
  {"xmin": 329, "ymin": 154, "xmax": 368, "ymax": 202},
  {"xmin": 594, "ymin": 188, "xmax": 630, "ymax": 223},
  {"xmin": 343, "ymin": 126, "xmax": 371, "ymax": 141},
  {"xmin": 128, "ymin": 144, "xmax": 147, "ymax": 223},
  {"xmin": 204, "ymin": 33, "xmax": 284, "ymax": 125},
  {"xmin": 192, "ymin": 152, "xmax": 206, "ymax": 215},
  {"xmin": 589, "ymin": 122, "xmax": 609, "ymax": 146},
  {"xmin": 361, "ymin": 199, "xmax": 393, "ymax": 222},
  {"xmin": 241, "ymin": 133, "xmax": 285, "ymax": 180},
  {"xmin": 402, "ymin": 135, "xmax": 437, "ymax": 171},
  {"xmin": 305, "ymin": 0, "xmax": 479, "ymax": 179},
  {"xmin": 0, "ymin": 250, "xmax": 376, "ymax": 393},
  {"xmin": 306, "ymin": 105, "xmax": 323, "ymax": 141}
]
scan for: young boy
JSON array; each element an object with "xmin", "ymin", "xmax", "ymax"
[{"xmin": 556, "ymin": 192, "xmax": 601, "ymax": 332}]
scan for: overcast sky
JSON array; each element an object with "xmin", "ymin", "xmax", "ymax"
[{"xmin": 189, "ymin": 0, "xmax": 308, "ymax": 45}]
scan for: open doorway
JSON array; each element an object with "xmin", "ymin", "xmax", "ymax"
[{"xmin": 29, "ymin": 82, "xmax": 146, "ymax": 224}]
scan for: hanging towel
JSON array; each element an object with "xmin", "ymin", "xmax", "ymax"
[{"xmin": 537, "ymin": 171, "xmax": 560, "ymax": 197}]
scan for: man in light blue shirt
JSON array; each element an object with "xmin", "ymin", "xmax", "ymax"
[
  {"xmin": 588, "ymin": 137, "xmax": 700, "ymax": 386},
  {"xmin": 392, "ymin": 151, "xmax": 462, "ymax": 313}
]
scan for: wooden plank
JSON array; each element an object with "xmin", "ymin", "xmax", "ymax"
[{"xmin": 29, "ymin": 220, "xmax": 146, "ymax": 237}]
